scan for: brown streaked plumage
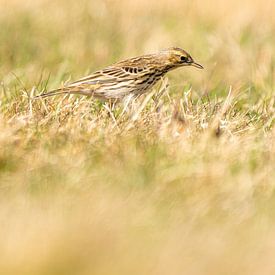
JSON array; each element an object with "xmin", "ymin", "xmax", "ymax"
[{"xmin": 34, "ymin": 47, "xmax": 203, "ymax": 100}]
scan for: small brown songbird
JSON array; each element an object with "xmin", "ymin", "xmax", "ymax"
[{"xmin": 35, "ymin": 47, "xmax": 203, "ymax": 100}]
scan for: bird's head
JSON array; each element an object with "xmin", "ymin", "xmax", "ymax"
[{"xmin": 160, "ymin": 47, "xmax": 203, "ymax": 70}]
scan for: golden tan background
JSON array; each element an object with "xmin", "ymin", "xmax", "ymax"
[{"xmin": 0, "ymin": 1, "xmax": 274, "ymax": 274}]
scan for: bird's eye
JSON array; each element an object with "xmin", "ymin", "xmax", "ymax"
[{"xmin": 180, "ymin": 56, "xmax": 188, "ymax": 62}]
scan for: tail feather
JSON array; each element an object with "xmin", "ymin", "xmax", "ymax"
[
  {"xmin": 33, "ymin": 88, "xmax": 69, "ymax": 99},
  {"xmin": 33, "ymin": 84, "xmax": 97, "ymax": 99}
]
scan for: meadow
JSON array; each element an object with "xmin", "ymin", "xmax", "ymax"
[{"xmin": 0, "ymin": 0, "xmax": 274, "ymax": 274}]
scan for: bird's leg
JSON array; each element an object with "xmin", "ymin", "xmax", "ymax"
[{"xmin": 120, "ymin": 94, "xmax": 135, "ymax": 117}]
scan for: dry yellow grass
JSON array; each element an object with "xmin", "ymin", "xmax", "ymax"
[{"xmin": 0, "ymin": 0, "xmax": 274, "ymax": 274}]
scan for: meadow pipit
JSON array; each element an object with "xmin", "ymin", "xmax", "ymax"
[{"xmin": 35, "ymin": 47, "xmax": 203, "ymax": 100}]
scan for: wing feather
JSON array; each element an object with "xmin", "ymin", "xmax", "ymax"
[{"xmin": 67, "ymin": 65, "xmax": 150, "ymax": 88}]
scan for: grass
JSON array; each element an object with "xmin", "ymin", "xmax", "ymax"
[{"xmin": 0, "ymin": 0, "xmax": 274, "ymax": 274}]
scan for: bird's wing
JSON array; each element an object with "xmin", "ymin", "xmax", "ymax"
[
  {"xmin": 47, "ymin": 65, "xmax": 152, "ymax": 99},
  {"xmin": 34, "ymin": 63, "xmax": 152, "ymax": 99},
  {"xmin": 68, "ymin": 65, "xmax": 149, "ymax": 87}
]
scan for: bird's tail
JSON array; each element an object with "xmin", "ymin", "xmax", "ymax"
[{"xmin": 33, "ymin": 88, "xmax": 69, "ymax": 99}]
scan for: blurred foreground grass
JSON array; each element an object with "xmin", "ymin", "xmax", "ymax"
[{"xmin": 0, "ymin": 0, "xmax": 274, "ymax": 274}]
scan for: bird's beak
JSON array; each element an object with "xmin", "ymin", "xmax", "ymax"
[{"xmin": 191, "ymin": 62, "xmax": 204, "ymax": 69}]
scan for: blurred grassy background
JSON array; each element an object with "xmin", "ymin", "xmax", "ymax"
[{"xmin": 0, "ymin": 0, "xmax": 274, "ymax": 274}]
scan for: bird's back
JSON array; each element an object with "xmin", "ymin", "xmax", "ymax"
[{"xmin": 64, "ymin": 54, "xmax": 167, "ymax": 99}]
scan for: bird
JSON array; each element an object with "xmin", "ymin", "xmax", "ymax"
[{"xmin": 34, "ymin": 47, "xmax": 203, "ymax": 100}]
